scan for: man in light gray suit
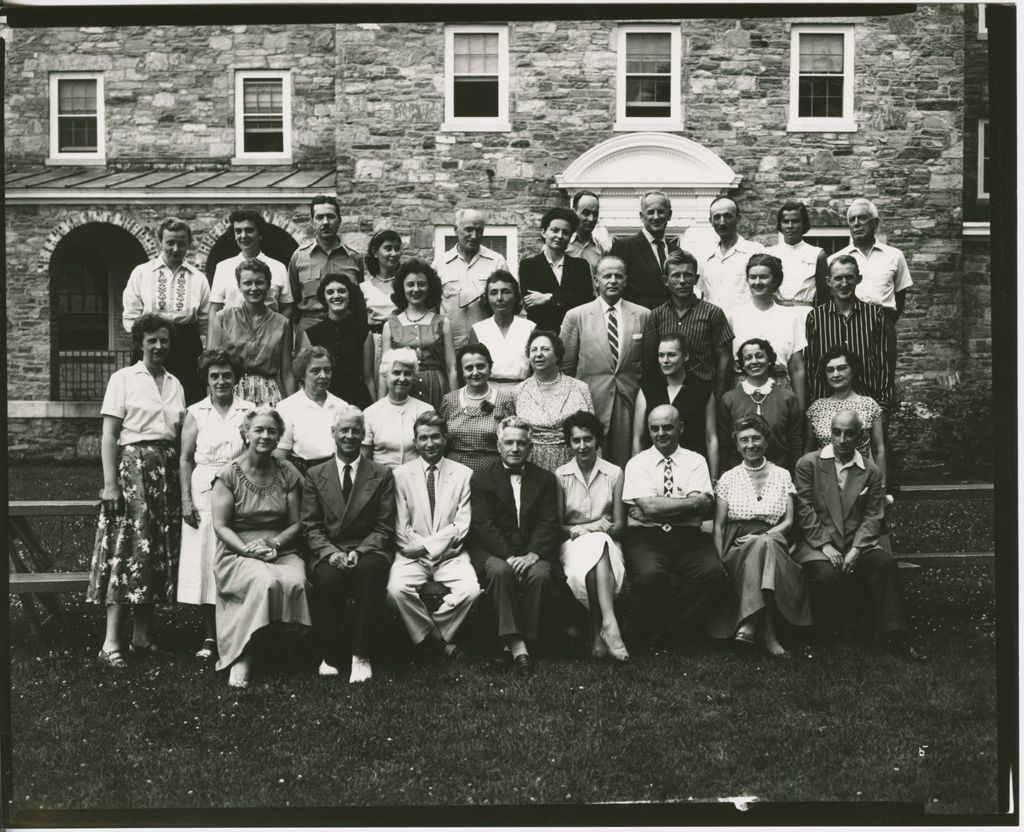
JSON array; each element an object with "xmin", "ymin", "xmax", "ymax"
[
  {"xmin": 560, "ymin": 254, "xmax": 655, "ymax": 467},
  {"xmin": 386, "ymin": 412, "xmax": 480, "ymax": 659}
]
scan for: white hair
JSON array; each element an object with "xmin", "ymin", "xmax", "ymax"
[
  {"xmin": 454, "ymin": 208, "xmax": 485, "ymax": 228},
  {"xmin": 639, "ymin": 190, "xmax": 671, "ymax": 210},
  {"xmin": 847, "ymin": 198, "xmax": 880, "ymax": 220},
  {"xmin": 332, "ymin": 404, "xmax": 365, "ymax": 428},
  {"xmin": 831, "ymin": 408, "xmax": 864, "ymax": 431},
  {"xmin": 380, "ymin": 347, "xmax": 420, "ymax": 376},
  {"xmin": 497, "ymin": 415, "xmax": 533, "ymax": 440}
]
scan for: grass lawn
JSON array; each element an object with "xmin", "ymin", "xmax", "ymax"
[{"xmin": 5, "ymin": 463, "xmax": 1001, "ymax": 818}]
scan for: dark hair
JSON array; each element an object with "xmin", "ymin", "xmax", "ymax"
[
  {"xmin": 392, "ymin": 259, "xmax": 442, "ymax": 310},
  {"xmin": 817, "ymin": 343, "xmax": 865, "ymax": 388},
  {"xmin": 315, "ymin": 272, "xmax": 369, "ymax": 331},
  {"xmin": 309, "ymin": 194, "xmax": 341, "ymax": 219},
  {"xmin": 735, "ymin": 337, "xmax": 778, "ymax": 370},
  {"xmin": 657, "ymin": 332, "xmax": 692, "ymax": 357},
  {"xmin": 456, "ymin": 343, "xmax": 493, "ymax": 386},
  {"xmin": 572, "ymin": 190, "xmax": 600, "ymax": 210},
  {"xmin": 731, "ymin": 414, "xmax": 771, "ymax": 443},
  {"xmin": 662, "ymin": 248, "xmax": 699, "ymax": 278},
  {"xmin": 235, "ymin": 257, "xmax": 272, "ymax": 285},
  {"xmin": 526, "ymin": 328, "xmax": 565, "ymax": 363},
  {"xmin": 414, "ymin": 410, "xmax": 448, "ymax": 439},
  {"xmin": 775, "ymin": 201, "xmax": 811, "ymax": 234},
  {"xmin": 158, "ymin": 217, "xmax": 192, "ymax": 244},
  {"xmin": 829, "ymin": 254, "xmax": 860, "ymax": 275},
  {"xmin": 293, "ymin": 345, "xmax": 334, "ymax": 384},
  {"xmin": 482, "ymin": 269, "xmax": 523, "ymax": 315},
  {"xmin": 363, "ymin": 229, "xmax": 402, "ymax": 277},
  {"xmin": 562, "ymin": 410, "xmax": 606, "ymax": 446},
  {"xmin": 228, "ymin": 208, "xmax": 267, "ymax": 235},
  {"xmin": 745, "ymin": 252, "xmax": 784, "ymax": 290},
  {"xmin": 709, "ymin": 195, "xmax": 740, "ymax": 217},
  {"xmin": 196, "ymin": 348, "xmax": 243, "ymax": 385},
  {"xmin": 540, "ymin": 206, "xmax": 579, "ymax": 234},
  {"xmin": 131, "ymin": 313, "xmax": 175, "ymax": 351}
]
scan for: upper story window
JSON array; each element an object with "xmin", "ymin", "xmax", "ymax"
[
  {"xmin": 615, "ymin": 25, "xmax": 683, "ymax": 131},
  {"xmin": 787, "ymin": 25, "xmax": 855, "ymax": 133},
  {"xmin": 978, "ymin": 118, "xmax": 990, "ymax": 201},
  {"xmin": 443, "ymin": 25, "xmax": 510, "ymax": 132},
  {"xmin": 233, "ymin": 70, "xmax": 292, "ymax": 163},
  {"xmin": 49, "ymin": 72, "xmax": 105, "ymax": 163},
  {"xmin": 978, "ymin": 4, "xmax": 988, "ymax": 39}
]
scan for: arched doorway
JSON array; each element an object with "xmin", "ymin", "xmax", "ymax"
[
  {"xmin": 49, "ymin": 223, "xmax": 148, "ymax": 400},
  {"xmin": 204, "ymin": 224, "xmax": 300, "ymax": 282}
]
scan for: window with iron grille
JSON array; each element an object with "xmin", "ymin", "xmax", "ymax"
[
  {"xmin": 49, "ymin": 73, "xmax": 104, "ymax": 160},
  {"xmin": 788, "ymin": 26, "xmax": 855, "ymax": 133},
  {"xmin": 234, "ymin": 70, "xmax": 291, "ymax": 161}
]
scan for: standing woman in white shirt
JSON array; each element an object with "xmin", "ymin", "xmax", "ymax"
[
  {"xmin": 88, "ymin": 314, "xmax": 187, "ymax": 669},
  {"xmin": 122, "ymin": 217, "xmax": 210, "ymax": 405},
  {"xmin": 469, "ymin": 270, "xmax": 536, "ymax": 394},
  {"xmin": 764, "ymin": 201, "xmax": 829, "ymax": 307}
]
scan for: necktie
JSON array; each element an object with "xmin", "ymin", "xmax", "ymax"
[
  {"xmin": 661, "ymin": 457, "xmax": 675, "ymax": 532},
  {"xmin": 342, "ymin": 464, "xmax": 353, "ymax": 501},
  {"xmin": 655, "ymin": 238, "xmax": 666, "ymax": 268},
  {"xmin": 426, "ymin": 465, "xmax": 437, "ymax": 519},
  {"xmin": 607, "ymin": 306, "xmax": 619, "ymax": 364}
]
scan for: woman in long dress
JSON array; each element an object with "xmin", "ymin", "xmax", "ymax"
[
  {"xmin": 211, "ymin": 406, "xmax": 311, "ymax": 688},
  {"xmin": 555, "ymin": 411, "xmax": 628, "ymax": 662},
  {"xmin": 710, "ymin": 414, "xmax": 810, "ymax": 657},
  {"xmin": 468, "ymin": 270, "xmax": 535, "ymax": 395},
  {"xmin": 177, "ymin": 349, "xmax": 254, "ymax": 661}
]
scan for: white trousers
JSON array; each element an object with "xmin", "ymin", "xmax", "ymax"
[{"xmin": 387, "ymin": 551, "xmax": 481, "ymax": 643}]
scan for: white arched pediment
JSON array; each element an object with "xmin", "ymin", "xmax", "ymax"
[{"xmin": 555, "ymin": 132, "xmax": 743, "ymax": 247}]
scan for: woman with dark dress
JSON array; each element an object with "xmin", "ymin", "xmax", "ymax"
[
  {"xmin": 303, "ymin": 272, "xmax": 375, "ymax": 410},
  {"xmin": 631, "ymin": 332, "xmax": 719, "ymax": 478}
]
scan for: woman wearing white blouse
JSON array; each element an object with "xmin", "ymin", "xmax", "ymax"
[
  {"xmin": 362, "ymin": 347, "xmax": 435, "ymax": 466},
  {"xmin": 764, "ymin": 201, "xmax": 829, "ymax": 306},
  {"xmin": 469, "ymin": 270, "xmax": 536, "ymax": 394}
]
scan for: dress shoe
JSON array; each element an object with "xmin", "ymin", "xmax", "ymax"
[
  {"xmin": 888, "ymin": 637, "xmax": 928, "ymax": 662},
  {"xmin": 318, "ymin": 659, "xmax": 341, "ymax": 677},
  {"xmin": 600, "ymin": 627, "xmax": 629, "ymax": 662},
  {"xmin": 443, "ymin": 643, "xmax": 466, "ymax": 662},
  {"xmin": 349, "ymin": 655, "xmax": 373, "ymax": 684},
  {"xmin": 513, "ymin": 653, "xmax": 533, "ymax": 676}
]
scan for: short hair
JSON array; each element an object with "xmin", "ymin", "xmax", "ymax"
[
  {"xmin": 315, "ymin": 272, "xmax": 369, "ymax": 328},
  {"xmin": 380, "ymin": 347, "xmax": 419, "ymax": 376},
  {"xmin": 847, "ymin": 198, "xmax": 880, "ymax": 220},
  {"xmin": 640, "ymin": 190, "xmax": 671, "ymax": 210},
  {"xmin": 482, "ymin": 269, "xmax": 523, "ymax": 314},
  {"xmin": 309, "ymin": 194, "xmax": 341, "ymax": 219},
  {"xmin": 414, "ymin": 410, "xmax": 448, "ymax": 439},
  {"xmin": 195, "ymin": 348, "xmax": 243, "ymax": 385},
  {"xmin": 817, "ymin": 343, "xmax": 865, "ymax": 387},
  {"xmin": 775, "ymin": 201, "xmax": 811, "ymax": 234},
  {"xmin": 292, "ymin": 345, "xmax": 333, "ymax": 383},
  {"xmin": 572, "ymin": 190, "xmax": 600, "ymax": 210},
  {"xmin": 228, "ymin": 208, "xmax": 266, "ymax": 235},
  {"xmin": 332, "ymin": 404, "xmax": 365, "ymax": 428},
  {"xmin": 540, "ymin": 206, "xmax": 579, "ymax": 234},
  {"xmin": 735, "ymin": 337, "xmax": 778, "ymax": 370},
  {"xmin": 242, "ymin": 405, "xmax": 285, "ymax": 438},
  {"xmin": 131, "ymin": 313, "xmax": 176, "ymax": 350},
  {"xmin": 595, "ymin": 254, "xmax": 627, "ymax": 276},
  {"xmin": 498, "ymin": 415, "xmax": 532, "ymax": 440},
  {"xmin": 363, "ymin": 229, "xmax": 402, "ymax": 277},
  {"xmin": 831, "ymin": 408, "xmax": 864, "ymax": 432},
  {"xmin": 745, "ymin": 252, "xmax": 784, "ymax": 290},
  {"xmin": 454, "ymin": 208, "xmax": 485, "ymax": 227},
  {"xmin": 731, "ymin": 414, "xmax": 771, "ymax": 444},
  {"xmin": 392, "ymin": 259, "xmax": 442, "ymax": 310},
  {"xmin": 158, "ymin": 217, "xmax": 192, "ymax": 244},
  {"xmin": 662, "ymin": 248, "xmax": 699, "ymax": 278},
  {"xmin": 457, "ymin": 341, "xmax": 493, "ymax": 371},
  {"xmin": 562, "ymin": 410, "xmax": 606, "ymax": 446},
  {"xmin": 829, "ymin": 254, "xmax": 861, "ymax": 275},
  {"xmin": 525, "ymin": 328, "xmax": 566, "ymax": 363},
  {"xmin": 709, "ymin": 196, "xmax": 740, "ymax": 217},
  {"xmin": 235, "ymin": 257, "xmax": 272, "ymax": 285},
  {"xmin": 658, "ymin": 332, "xmax": 692, "ymax": 357}
]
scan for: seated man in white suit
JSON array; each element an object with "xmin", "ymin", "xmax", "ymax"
[{"xmin": 387, "ymin": 411, "xmax": 481, "ymax": 658}]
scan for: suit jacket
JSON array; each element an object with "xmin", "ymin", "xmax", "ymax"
[
  {"xmin": 518, "ymin": 252, "xmax": 594, "ymax": 332},
  {"xmin": 610, "ymin": 232, "xmax": 681, "ymax": 310},
  {"xmin": 393, "ymin": 457, "xmax": 472, "ymax": 561},
  {"xmin": 469, "ymin": 460, "xmax": 561, "ymax": 561},
  {"xmin": 301, "ymin": 457, "xmax": 396, "ymax": 571},
  {"xmin": 560, "ymin": 298, "xmax": 654, "ymax": 426},
  {"xmin": 793, "ymin": 450, "xmax": 885, "ymax": 563}
]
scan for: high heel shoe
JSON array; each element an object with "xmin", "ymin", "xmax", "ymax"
[{"xmin": 601, "ymin": 627, "xmax": 630, "ymax": 662}]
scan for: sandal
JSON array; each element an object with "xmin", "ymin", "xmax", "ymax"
[
  {"xmin": 97, "ymin": 648, "xmax": 127, "ymax": 669},
  {"xmin": 195, "ymin": 639, "xmax": 217, "ymax": 661},
  {"xmin": 734, "ymin": 631, "xmax": 756, "ymax": 647}
]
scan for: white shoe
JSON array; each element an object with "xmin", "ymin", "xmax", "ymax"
[
  {"xmin": 349, "ymin": 655, "xmax": 373, "ymax": 684},
  {"xmin": 318, "ymin": 660, "xmax": 340, "ymax": 678}
]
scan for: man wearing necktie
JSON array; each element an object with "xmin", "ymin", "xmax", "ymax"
[
  {"xmin": 622, "ymin": 404, "xmax": 726, "ymax": 646},
  {"xmin": 610, "ymin": 191, "xmax": 681, "ymax": 310},
  {"xmin": 301, "ymin": 405, "xmax": 396, "ymax": 683},
  {"xmin": 468, "ymin": 417, "xmax": 562, "ymax": 675},
  {"xmin": 387, "ymin": 413, "xmax": 481, "ymax": 659}
]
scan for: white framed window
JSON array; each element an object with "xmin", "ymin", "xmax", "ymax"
[
  {"xmin": 233, "ymin": 70, "xmax": 292, "ymax": 163},
  {"xmin": 978, "ymin": 4, "xmax": 988, "ymax": 39},
  {"xmin": 49, "ymin": 72, "xmax": 105, "ymax": 163},
  {"xmin": 433, "ymin": 225, "xmax": 518, "ymax": 267},
  {"xmin": 614, "ymin": 25, "xmax": 683, "ymax": 131},
  {"xmin": 787, "ymin": 25, "xmax": 855, "ymax": 133},
  {"xmin": 977, "ymin": 118, "xmax": 990, "ymax": 201},
  {"xmin": 442, "ymin": 25, "xmax": 510, "ymax": 132}
]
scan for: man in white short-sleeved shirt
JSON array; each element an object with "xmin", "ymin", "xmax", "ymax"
[
  {"xmin": 696, "ymin": 196, "xmax": 765, "ymax": 310},
  {"xmin": 209, "ymin": 209, "xmax": 293, "ymax": 324}
]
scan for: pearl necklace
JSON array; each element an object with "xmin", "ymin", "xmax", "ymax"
[
  {"xmin": 743, "ymin": 458, "xmax": 768, "ymax": 500},
  {"xmin": 743, "ymin": 458, "xmax": 767, "ymax": 472}
]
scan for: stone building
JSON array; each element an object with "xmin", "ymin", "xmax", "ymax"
[{"xmin": 3, "ymin": 8, "xmax": 992, "ymax": 459}]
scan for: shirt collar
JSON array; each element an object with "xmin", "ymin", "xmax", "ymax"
[
  {"xmin": 641, "ymin": 227, "xmax": 665, "ymax": 245},
  {"xmin": 336, "ymin": 454, "xmax": 360, "ymax": 474},
  {"xmin": 569, "ymin": 230, "xmax": 592, "ymax": 245},
  {"xmin": 740, "ymin": 377, "xmax": 774, "ymax": 396},
  {"xmin": 157, "ymin": 257, "xmax": 196, "ymax": 274},
  {"xmin": 419, "ymin": 456, "xmax": 442, "ymax": 476},
  {"xmin": 820, "ymin": 444, "xmax": 865, "ymax": 469},
  {"xmin": 502, "ymin": 463, "xmax": 524, "ymax": 477},
  {"xmin": 568, "ymin": 456, "xmax": 603, "ymax": 487},
  {"xmin": 543, "ymin": 248, "xmax": 564, "ymax": 267},
  {"xmin": 313, "ymin": 238, "xmax": 346, "ymax": 257},
  {"xmin": 600, "ymin": 297, "xmax": 622, "ymax": 313}
]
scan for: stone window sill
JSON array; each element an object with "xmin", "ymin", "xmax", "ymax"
[
  {"xmin": 46, "ymin": 157, "xmax": 106, "ymax": 166},
  {"xmin": 787, "ymin": 119, "xmax": 857, "ymax": 133}
]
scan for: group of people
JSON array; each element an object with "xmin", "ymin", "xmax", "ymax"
[{"xmin": 87, "ymin": 189, "xmax": 923, "ymax": 687}]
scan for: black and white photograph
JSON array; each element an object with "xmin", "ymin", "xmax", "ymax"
[{"xmin": 2, "ymin": 1, "xmax": 1015, "ymax": 827}]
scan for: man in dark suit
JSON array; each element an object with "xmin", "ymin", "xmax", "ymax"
[
  {"xmin": 469, "ymin": 416, "xmax": 562, "ymax": 674},
  {"xmin": 793, "ymin": 409, "xmax": 923, "ymax": 660},
  {"xmin": 301, "ymin": 405, "xmax": 396, "ymax": 683},
  {"xmin": 519, "ymin": 206, "xmax": 594, "ymax": 332},
  {"xmin": 610, "ymin": 191, "xmax": 681, "ymax": 309}
]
